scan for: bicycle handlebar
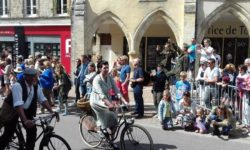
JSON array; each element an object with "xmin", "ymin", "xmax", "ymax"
[{"xmin": 33, "ymin": 113, "xmax": 60, "ymax": 125}]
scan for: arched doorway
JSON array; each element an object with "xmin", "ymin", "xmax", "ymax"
[
  {"xmin": 133, "ymin": 9, "xmax": 180, "ymax": 71},
  {"xmin": 88, "ymin": 12, "xmax": 130, "ymax": 66},
  {"xmin": 203, "ymin": 12, "xmax": 249, "ymax": 67},
  {"xmin": 138, "ymin": 17, "xmax": 178, "ymax": 71}
]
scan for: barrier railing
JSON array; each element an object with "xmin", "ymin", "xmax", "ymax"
[{"xmin": 181, "ymin": 80, "xmax": 249, "ymax": 125}]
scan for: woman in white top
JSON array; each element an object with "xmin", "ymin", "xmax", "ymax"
[{"xmin": 199, "ymin": 39, "xmax": 215, "ymax": 62}]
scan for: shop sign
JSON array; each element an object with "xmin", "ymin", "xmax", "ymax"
[
  {"xmin": 65, "ymin": 39, "xmax": 71, "ymax": 57},
  {"xmin": 207, "ymin": 25, "xmax": 248, "ymax": 36}
]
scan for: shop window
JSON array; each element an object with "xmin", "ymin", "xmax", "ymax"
[
  {"xmin": 34, "ymin": 43, "xmax": 60, "ymax": 59},
  {"xmin": 0, "ymin": 42, "xmax": 14, "ymax": 52},
  {"xmin": 56, "ymin": 0, "xmax": 67, "ymax": 15},
  {"xmin": 26, "ymin": 0, "xmax": 37, "ymax": 16},
  {"xmin": 0, "ymin": 0, "xmax": 8, "ymax": 17},
  {"xmin": 100, "ymin": 34, "xmax": 111, "ymax": 45},
  {"xmin": 206, "ymin": 37, "xmax": 249, "ymax": 67}
]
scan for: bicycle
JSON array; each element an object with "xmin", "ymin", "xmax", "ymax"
[
  {"xmin": 79, "ymin": 104, "xmax": 154, "ymax": 150},
  {"xmin": 1, "ymin": 113, "xmax": 71, "ymax": 150}
]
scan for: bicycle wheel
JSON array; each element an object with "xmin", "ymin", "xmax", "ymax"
[
  {"xmin": 79, "ymin": 114, "xmax": 102, "ymax": 148},
  {"xmin": 39, "ymin": 134, "xmax": 71, "ymax": 150},
  {"xmin": 120, "ymin": 124, "xmax": 153, "ymax": 150}
]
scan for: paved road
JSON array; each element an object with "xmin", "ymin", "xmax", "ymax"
[
  {"xmin": 2, "ymin": 86, "xmax": 250, "ymax": 149},
  {"xmin": 49, "ymin": 111, "xmax": 250, "ymax": 150}
]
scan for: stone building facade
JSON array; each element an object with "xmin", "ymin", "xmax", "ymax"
[
  {"xmin": 71, "ymin": 0, "xmax": 250, "ymax": 73},
  {"xmin": 0, "ymin": 0, "xmax": 72, "ymax": 72}
]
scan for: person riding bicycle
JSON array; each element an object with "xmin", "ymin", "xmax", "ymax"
[
  {"xmin": 0, "ymin": 68, "xmax": 56, "ymax": 150},
  {"xmin": 90, "ymin": 61, "xmax": 125, "ymax": 149}
]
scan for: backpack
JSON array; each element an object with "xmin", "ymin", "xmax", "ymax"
[{"xmin": 143, "ymin": 70, "xmax": 150, "ymax": 86}]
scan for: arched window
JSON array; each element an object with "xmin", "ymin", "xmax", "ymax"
[
  {"xmin": 0, "ymin": 0, "xmax": 8, "ymax": 17},
  {"xmin": 26, "ymin": 0, "xmax": 37, "ymax": 16},
  {"xmin": 56, "ymin": 0, "xmax": 67, "ymax": 15}
]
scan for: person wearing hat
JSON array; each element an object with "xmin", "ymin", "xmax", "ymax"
[
  {"xmin": 14, "ymin": 66, "xmax": 24, "ymax": 81},
  {"xmin": 16, "ymin": 55, "xmax": 25, "ymax": 70},
  {"xmin": 0, "ymin": 68, "xmax": 56, "ymax": 150}
]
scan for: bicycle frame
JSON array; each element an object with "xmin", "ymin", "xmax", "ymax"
[
  {"xmin": 105, "ymin": 106, "xmax": 134, "ymax": 142},
  {"xmin": 10, "ymin": 116, "xmax": 56, "ymax": 149}
]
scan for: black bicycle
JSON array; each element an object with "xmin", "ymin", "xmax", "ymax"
[
  {"xmin": 79, "ymin": 104, "xmax": 154, "ymax": 150},
  {"xmin": 1, "ymin": 113, "xmax": 71, "ymax": 150}
]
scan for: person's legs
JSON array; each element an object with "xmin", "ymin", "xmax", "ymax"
[
  {"xmin": 153, "ymin": 91, "xmax": 157, "ymax": 112},
  {"xmin": 211, "ymin": 87, "xmax": 219, "ymax": 107},
  {"xmin": 222, "ymin": 125, "xmax": 232, "ymax": 135},
  {"xmin": 75, "ymin": 82, "xmax": 80, "ymax": 103},
  {"xmin": 134, "ymin": 89, "xmax": 144, "ymax": 117},
  {"xmin": 80, "ymin": 84, "xmax": 87, "ymax": 98},
  {"xmin": 156, "ymin": 92, "xmax": 163, "ymax": 112},
  {"xmin": 0, "ymin": 118, "xmax": 18, "ymax": 149},
  {"xmin": 204, "ymin": 86, "xmax": 212, "ymax": 109},
  {"xmin": 25, "ymin": 125, "xmax": 37, "ymax": 150},
  {"xmin": 121, "ymin": 82, "xmax": 129, "ymax": 103}
]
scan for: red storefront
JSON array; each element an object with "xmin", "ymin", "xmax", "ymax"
[{"xmin": 0, "ymin": 26, "xmax": 71, "ymax": 73}]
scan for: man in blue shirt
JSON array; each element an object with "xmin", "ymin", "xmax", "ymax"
[
  {"xmin": 119, "ymin": 55, "xmax": 131, "ymax": 103},
  {"xmin": 130, "ymin": 58, "xmax": 144, "ymax": 119},
  {"xmin": 188, "ymin": 38, "xmax": 196, "ymax": 73},
  {"xmin": 78, "ymin": 55, "xmax": 89, "ymax": 98}
]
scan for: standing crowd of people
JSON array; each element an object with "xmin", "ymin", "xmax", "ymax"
[
  {"xmin": 1, "ymin": 35, "xmax": 250, "ymax": 149},
  {"xmin": 152, "ymin": 38, "xmax": 250, "ymax": 137}
]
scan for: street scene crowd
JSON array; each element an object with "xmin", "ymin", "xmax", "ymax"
[{"xmin": 0, "ymin": 37, "xmax": 250, "ymax": 149}]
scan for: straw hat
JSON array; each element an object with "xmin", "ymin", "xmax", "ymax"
[
  {"xmin": 14, "ymin": 67, "xmax": 23, "ymax": 73},
  {"xmin": 41, "ymin": 56, "xmax": 48, "ymax": 60}
]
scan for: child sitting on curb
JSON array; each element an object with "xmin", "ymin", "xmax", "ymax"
[
  {"xmin": 158, "ymin": 89, "xmax": 176, "ymax": 130},
  {"xmin": 194, "ymin": 107, "xmax": 207, "ymax": 134}
]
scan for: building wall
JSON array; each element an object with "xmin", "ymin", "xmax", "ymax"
[
  {"xmin": 0, "ymin": 0, "xmax": 72, "ymax": 72},
  {"xmin": 72, "ymin": 0, "xmax": 250, "ymax": 73},
  {"xmin": 197, "ymin": 0, "xmax": 250, "ymax": 42},
  {"xmin": 84, "ymin": 0, "xmax": 186, "ymax": 53}
]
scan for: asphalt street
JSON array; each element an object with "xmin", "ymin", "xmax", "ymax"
[{"xmin": 49, "ymin": 112, "xmax": 250, "ymax": 150}]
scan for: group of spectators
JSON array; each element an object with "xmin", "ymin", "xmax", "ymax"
[
  {"xmin": 152, "ymin": 38, "xmax": 250, "ymax": 137},
  {"xmin": 71, "ymin": 37, "xmax": 250, "ymax": 138},
  {"xmin": 0, "ymin": 47, "xmax": 72, "ymax": 116},
  {"xmin": 1, "ymin": 36, "xmax": 250, "ymax": 140},
  {"xmin": 74, "ymin": 54, "xmax": 145, "ymax": 119}
]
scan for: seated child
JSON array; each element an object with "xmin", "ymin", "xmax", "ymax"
[
  {"xmin": 176, "ymin": 91, "xmax": 196, "ymax": 129},
  {"xmin": 158, "ymin": 90, "xmax": 176, "ymax": 130},
  {"xmin": 194, "ymin": 107, "xmax": 207, "ymax": 134}
]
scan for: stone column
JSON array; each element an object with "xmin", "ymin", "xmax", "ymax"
[
  {"xmin": 183, "ymin": 0, "xmax": 196, "ymax": 44},
  {"xmin": 184, "ymin": 0, "xmax": 199, "ymax": 76},
  {"xmin": 71, "ymin": 0, "xmax": 87, "ymax": 75}
]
